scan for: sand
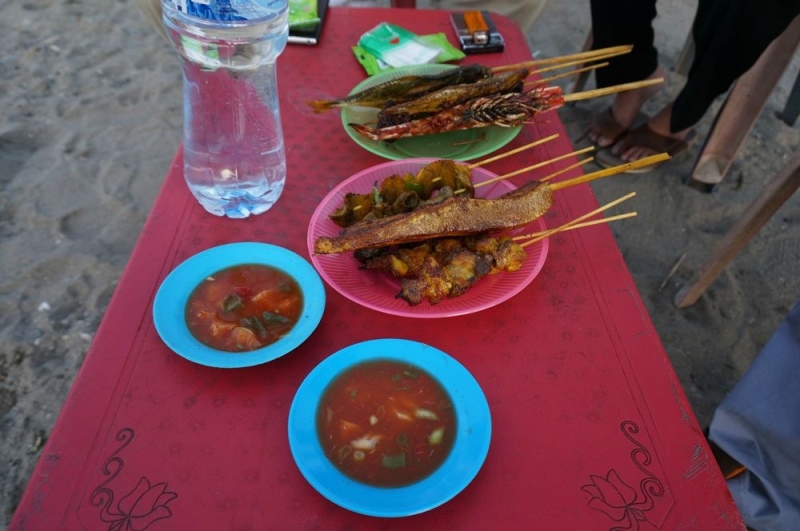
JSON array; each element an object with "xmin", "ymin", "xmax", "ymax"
[{"xmin": 1, "ymin": 0, "xmax": 799, "ymax": 525}]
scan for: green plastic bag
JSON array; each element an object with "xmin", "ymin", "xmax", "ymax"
[
  {"xmin": 288, "ymin": 0, "xmax": 319, "ymax": 30},
  {"xmin": 353, "ymin": 32, "xmax": 466, "ymax": 76},
  {"xmin": 358, "ymin": 23, "xmax": 443, "ymax": 68}
]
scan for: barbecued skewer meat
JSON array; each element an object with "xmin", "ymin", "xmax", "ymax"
[
  {"xmin": 358, "ymin": 236, "xmax": 527, "ymax": 305},
  {"xmin": 314, "ymin": 180, "xmax": 554, "ymax": 255},
  {"xmin": 329, "ymin": 159, "xmax": 475, "ymax": 228},
  {"xmin": 349, "ymin": 86, "xmax": 565, "ymax": 141}
]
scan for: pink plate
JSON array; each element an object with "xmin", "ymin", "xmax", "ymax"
[{"xmin": 307, "ymin": 158, "xmax": 549, "ymax": 318}]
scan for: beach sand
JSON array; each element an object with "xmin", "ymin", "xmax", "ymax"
[{"xmin": 1, "ymin": 0, "xmax": 799, "ymax": 524}]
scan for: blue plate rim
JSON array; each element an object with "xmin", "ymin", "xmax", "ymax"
[
  {"xmin": 152, "ymin": 242, "xmax": 326, "ymax": 368},
  {"xmin": 288, "ymin": 338, "xmax": 492, "ymax": 517}
]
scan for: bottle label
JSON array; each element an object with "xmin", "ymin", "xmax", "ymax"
[{"xmin": 167, "ymin": 0, "xmax": 287, "ymax": 22}]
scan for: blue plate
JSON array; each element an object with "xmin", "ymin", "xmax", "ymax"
[
  {"xmin": 153, "ymin": 242, "xmax": 326, "ymax": 368},
  {"xmin": 288, "ymin": 339, "xmax": 491, "ymax": 517}
]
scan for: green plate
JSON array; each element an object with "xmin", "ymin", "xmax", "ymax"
[{"xmin": 341, "ymin": 64, "xmax": 522, "ymax": 162}]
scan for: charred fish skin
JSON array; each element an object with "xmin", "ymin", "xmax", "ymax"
[
  {"xmin": 313, "ymin": 181, "xmax": 554, "ymax": 255},
  {"xmin": 350, "ymin": 87, "xmax": 565, "ymax": 141},
  {"xmin": 306, "ymin": 64, "xmax": 493, "ymax": 113},
  {"xmin": 377, "ymin": 68, "xmax": 530, "ymax": 127}
]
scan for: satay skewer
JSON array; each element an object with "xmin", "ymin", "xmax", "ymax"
[
  {"xmin": 562, "ymin": 78, "xmax": 664, "ymax": 103},
  {"xmin": 527, "ymin": 62, "xmax": 610, "ymax": 87},
  {"xmin": 517, "ymin": 212, "xmax": 638, "ymax": 245},
  {"xmin": 493, "ymin": 45, "xmax": 633, "ymax": 72},
  {"xmin": 468, "ymin": 133, "xmax": 559, "ymax": 169},
  {"xmin": 519, "ymin": 192, "xmax": 637, "ymax": 247},
  {"xmin": 539, "ymin": 157, "xmax": 595, "ymax": 183},
  {"xmin": 531, "ymin": 52, "xmax": 623, "ymax": 76},
  {"xmin": 550, "ymin": 153, "xmax": 671, "ymax": 190},
  {"xmin": 473, "ymin": 146, "xmax": 596, "ymax": 188}
]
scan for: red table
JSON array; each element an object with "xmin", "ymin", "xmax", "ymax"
[{"xmin": 12, "ymin": 8, "xmax": 744, "ymax": 530}]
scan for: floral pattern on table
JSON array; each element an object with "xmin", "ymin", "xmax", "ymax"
[
  {"xmin": 581, "ymin": 420, "xmax": 666, "ymax": 530},
  {"xmin": 91, "ymin": 428, "xmax": 178, "ymax": 530}
]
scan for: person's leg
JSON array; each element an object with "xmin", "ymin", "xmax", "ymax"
[
  {"xmin": 590, "ymin": 0, "xmax": 658, "ymax": 87},
  {"xmin": 611, "ymin": 0, "xmax": 800, "ymax": 162},
  {"xmin": 708, "ymin": 300, "xmax": 800, "ymax": 530},
  {"xmin": 586, "ymin": 0, "xmax": 662, "ymax": 147},
  {"xmin": 672, "ymin": 0, "xmax": 800, "ymax": 132}
]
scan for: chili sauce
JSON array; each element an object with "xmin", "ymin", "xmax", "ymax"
[{"xmin": 185, "ymin": 264, "xmax": 303, "ymax": 352}]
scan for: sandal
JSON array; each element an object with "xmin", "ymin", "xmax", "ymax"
[
  {"xmin": 596, "ymin": 123, "xmax": 696, "ymax": 173},
  {"xmin": 577, "ymin": 107, "xmax": 647, "ymax": 148}
]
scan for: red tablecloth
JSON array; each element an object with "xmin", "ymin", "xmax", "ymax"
[{"xmin": 12, "ymin": 7, "xmax": 744, "ymax": 530}]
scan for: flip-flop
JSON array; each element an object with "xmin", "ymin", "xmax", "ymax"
[
  {"xmin": 595, "ymin": 123, "xmax": 696, "ymax": 173},
  {"xmin": 576, "ymin": 107, "xmax": 647, "ymax": 149}
]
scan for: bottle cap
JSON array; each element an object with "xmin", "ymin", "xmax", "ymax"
[{"xmin": 166, "ymin": 0, "xmax": 287, "ymax": 22}]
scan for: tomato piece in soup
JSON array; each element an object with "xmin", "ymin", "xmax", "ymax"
[{"xmin": 185, "ymin": 264, "xmax": 303, "ymax": 352}]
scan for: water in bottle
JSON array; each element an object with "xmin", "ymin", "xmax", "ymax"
[{"xmin": 161, "ymin": 0, "xmax": 289, "ymax": 218}]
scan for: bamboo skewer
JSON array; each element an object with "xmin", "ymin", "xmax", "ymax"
[
  {"xmin": 562, "ymin": 78, "xmax": 664, "ymax": 103},
  {"xmin": 540, "ymin": 157, "xmax": 595, "ymax": 183},
  {"xmin": 516, "ymin": 212, "xmax": 638, "ymax": 242},
  {"xmin": 528, "ymin": 63, "xmax": 610, "ymax": 87},
  {"xmin": 531, "ymin": 52, "xmax": 625, "ymax": 76},
  {"xmin": 474, "ymin": 146, "xmax": 596, "ymax": 188},
  {"xmin": 519, "ymin": 192, "xmax": 638, "ymax": 247},
  {"xmin": 493, "ymin": 45, "xmax": 633, "ymax": 72},
  {"xmin": 468, "ymin": 133, "xmax": 559, "ymax": 169},
  {"xmin": 550, "ymin": 153, "xmax": 671, "ymax": 191}
]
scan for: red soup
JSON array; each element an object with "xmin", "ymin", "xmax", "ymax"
[
  {"xmin": 185, "ymin": 264, "xmax": 303, "ymax": 352},
  {"xmin": 316, "ymin": 359, "xmax": 456, "ymax": 487}
]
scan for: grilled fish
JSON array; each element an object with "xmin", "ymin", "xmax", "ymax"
[
  {"xmin": 306, "ymin": 64, "xmax": 492, "ymax": 113},
  {"xmin": 314, "ymin": 180, "xmax": 554, "ymax": 255}
]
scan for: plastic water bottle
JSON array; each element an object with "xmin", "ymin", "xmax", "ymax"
[{"xmin": 161, "ymin": 0, "xmax": 289, "ymax": 218}]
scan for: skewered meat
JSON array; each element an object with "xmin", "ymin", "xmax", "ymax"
[
  {"xmin": 306, "ymin": 64, "xmax": 492, "ymax": 113},
  {"xmin": 329, "ymin": 159, "xmax": 474, "ymax": 228},
  {"xmin": 358, "ymin": 236, "xmax": 527, "ymax": 305},
  {"xmin": 314, "ymin": 180, "xmax": 554, "ymax": 255},
  {"xmin": 349, "ymin": 87, "xmax": 565, "ymax": 141},
  {"xmin": 376, "ymin": 68, "xmax": 529, "ymax": 127}
]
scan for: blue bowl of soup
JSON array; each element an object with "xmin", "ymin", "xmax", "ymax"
[
  {"xmin": 288, "ymin": 339, "xmax": 492, "ymax": 517},
  {"xmin": 153, "ymin": 242, "xmax": 326, "ymax": 368}
]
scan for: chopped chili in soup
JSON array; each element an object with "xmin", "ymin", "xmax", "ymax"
[
  {"xmin": 185, "ymin": 264, "xmax": 303, "ymax": 352},
  {"xmin": 316, "ymin": 359, "xmax": 456, "ymax": 487}
]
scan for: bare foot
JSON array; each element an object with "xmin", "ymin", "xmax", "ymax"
[{"xmin": 588, "ymin": 66, "xmax": 666, "ymax": 148}]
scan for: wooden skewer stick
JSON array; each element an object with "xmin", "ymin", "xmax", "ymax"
[
  {"xmin": 527, "ymin": 63, "xmax": 610, "ymax": 87},
  {"xmin": 468, "ymin": 133, "xmax": 559, "ymax": 169},
  {"xmin": 550, "ymin": 153, "xmax": 671, "ymax": 191},
  {"xmin": 539, "ymin": 157, "xmax": 595, "ymax": 183},
  {"xmin": 562, "ymin": 78, "xmax": 664, "ymax": 103},
  {"xmin": 520, "ymin": 192, "xmax": 637, "ymax": 247},
  {"xmin": 514, "ymin": 212, "xmax": 638, "ymax": 243},
  {"xmin": 532, "ymin": 52, "xmax": 625, "ymax": 76},
  {"xmin": 492, "ymin": 45, "xmax": 633, "ymax": 72},
  {"xmin": 475, "ymin": 146, "xmax": 596, "ymax": 188}
]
